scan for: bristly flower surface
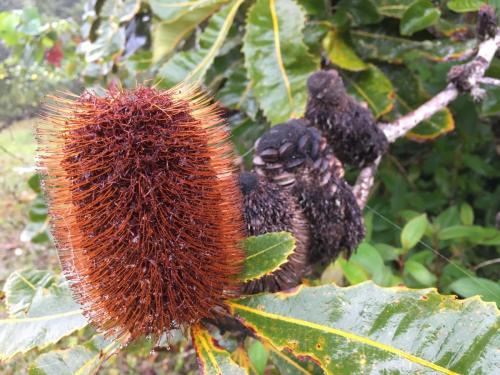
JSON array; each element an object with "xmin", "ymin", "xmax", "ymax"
[{"xmin": 38, "ymin": 85, "xmax": 245, "ymax": 341}]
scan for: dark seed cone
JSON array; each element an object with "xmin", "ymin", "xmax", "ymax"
[
  {"xmin": 38, "ymin": 85, "xmax": 245, "ymax": 341},
  {"xmin": 305, "ymin": 69, "xmax": 388, "ymax": 168},
  {"xmin": 239, "ymin": 172, "xmax": 310, "ymax": 294},
  {"xmin": 254, "ymin": 120, "xmax": 365, "ymax": 264}
]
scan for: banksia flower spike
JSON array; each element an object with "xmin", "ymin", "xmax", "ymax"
[{"xmin": 38, "ymin": 84, "xmax": 246, "ymax": 341}]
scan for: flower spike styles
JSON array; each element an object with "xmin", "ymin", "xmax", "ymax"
[{"xmin": 37, "ymin": 84, "xmax": 246, "ymax": 341}]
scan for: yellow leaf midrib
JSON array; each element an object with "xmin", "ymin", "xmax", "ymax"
[
  {"xmin": 0, "ymin": 309, "xmax": 82, "ymax": 324},
  {"xmin": 184, "ymin": 0, "xmax": 244, "ymax": 83},
  {"xmin": 230, "ymin": 302, "xmax": 459, "ymax": 375},
  {"xmin": 269, "ymin": 0, "xmax": 295, "ymax": 117}
]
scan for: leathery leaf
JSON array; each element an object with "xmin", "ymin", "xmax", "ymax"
[{"xmin": 230, "ymin": 282, "xmax": 500, "ymax": 374}]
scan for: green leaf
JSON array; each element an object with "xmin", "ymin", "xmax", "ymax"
[
  {"xmin": 268, "ymin": 344, "xmax": 323, "ymax": 375},
  {"xmin": 481, "ymin": 86, "xmax": 500, "ymax": 116},
  {"xmin": 438, "ymin": 225, "xmax": 500, "ymax": 245},
  {"xmin": 341, "ymin": 242, "xmax": 392, "ymax": 286},
  {"xmin": 400, "ymin": 0, "xmax": 441, "ymax": 36},
  {"xmin": 29, "ymin": 195, "xmax": 48, "ymax": 222},
  {"xmin": 0, "ymin": 11, "xmax": 21, "ymax": 46},
  {"xmin": 3, "ymin": 270, "xmax": 56, "ymax": 316},
  {"xmin": 157, "ymin": 0, "xmax": 243, "ymax": 87},
  {"xmin": 217, "ymin": 64, "xmax": 258, "ymax": 119},
  {"xmin": 323, "ymin": 29, "xmax": 368, "ymax": 72},
  {"xmin": 336, "ymin": 0, "xmax": 383, "ymax": 26},
  {"xmin": 440, "ymin": 262, "xmax": 475, "ymax": 291},
  {"xmin": 404, "ymin": 260, "xmax": 437, "ymax": 287},
  {"xmin": 20, "ymin": 219, "xmax": 50, "ymax": 244},
  {"xmin": 241, "ymin": 232, "xmax": 296, "ymax": 282},
  {"xmin": 463, "ymin": 154, "xmax": 499, "ymax": 176},
  {"xmin": 230, "ymin": 282, "xmax": 500, "ymax": 374},
  {"xmin": 149, "ymin": 0, "xmax": 227, "ymax": 21},
  {"xmin": 151, "ymin": 2, "xmax": 226, "ymax": 63},
  {"xmin": 99, "ymin": 0, "xmax": 140, "ymax": 22},
  {"xmin": 460, "ymin": 203, "xmax": 474, "ymax": 225},
  {"xmin": 28, "ymin": 174, "xmax": 41, "ymax": 193},
  {"xmin": 338, "ymin": 258, "xmax": 370, "ymax": 285},
  {"xmin": 371, "ymin": 0, "xmax": 415, "ymax": 18},
  {"xmin": 447, "ymin": 0, "xmax": 487, "ymax": 13},
  {"xmin": 343, "ymin": 64, "xmax": 395, "ymax": 117},
  {"xmin": 351, "ymin": 29, "xmax": 475, "ymax": 63},
  {"xmin": 247, "ymin": 340, "xmax": 268, "ymax": 375},
  {"xmin": 243, "ymin": 0, "xmax": 319, "ymax": 124},
  {"xmin": 450, "ymin": 277, "xmax": 500, "ymax": 306},
  {"xmin": 401, "ymin": 214, "xmax": 428, "ymax": 250},
  {"xmin": 28, "ymin": 335, "xmax": 120, "ymax": 375},
  {"xmin": 0, "ymin": 271, "xmax": 87, "ymax": 361},
  {"xmin": 191, "ymin": 325, "xmax": 246, "ymax": 375}
]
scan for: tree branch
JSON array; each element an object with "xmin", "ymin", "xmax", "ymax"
[
  {"xmin": 353, "ymin": 156, "xmax": 381, "ymax": 208},
  {"xmin": 354, "ymin": 25, "xmax": 500, "ymax": 209},
  {"xmin": 380, "ymin": 31, "xmax": 500, "ymax": 143},
  {"xmin": 477, "ymin": 76, "xmax": 500, "ymax": 86}
]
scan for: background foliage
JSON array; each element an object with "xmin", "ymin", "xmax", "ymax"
[{"xmin": 0, "ymin": 0, "xmax": 499, "ymax": 374}]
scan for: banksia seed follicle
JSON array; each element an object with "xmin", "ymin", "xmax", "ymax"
[{"xmin": 38, "ymin": 85, "xmax": 245, "ymax": 341}]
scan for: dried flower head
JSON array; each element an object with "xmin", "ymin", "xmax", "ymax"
[{"xmin": 38, "ymin": 85, "xmax": 245, "ymax": 341}]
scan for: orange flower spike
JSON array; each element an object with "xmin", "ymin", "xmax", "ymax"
[{"xmin": 37, "ymin": 85, "xmax": 245, "ymax": 341}]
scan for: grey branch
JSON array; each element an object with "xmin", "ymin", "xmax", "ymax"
[
  {"xmin": 354, "ymin": 28, "xmax": 500, "ymax": 209},
  {"xmin": 477, "ymin": 76, "xmax": 500, "ymax": 86},
  {"xmin": 353, "ymin": 157, "xmax": 381, "ymax": 208},
  {"xmin": 380, "ymin": 31, "xmax": 500, "ymax": 143}
]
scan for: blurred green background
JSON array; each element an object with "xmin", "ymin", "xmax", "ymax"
[{"xmin": 0, "ymin": 0, "xmax": 499, "ymax": 374}]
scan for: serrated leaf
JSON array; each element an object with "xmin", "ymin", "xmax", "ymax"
[
  {"xmin": 351, "ymin": 29, "xmax": 475, "ymax": 63},
  {"xmin": 149, "ymin": 0, "xmax": 225, "ymax": 21},
  {"xmin": 322, "ymin": 29, "xmax": 368, "ymax": 72},
  {"xmin": 400, "ymin": 0, "xmax": 441, "ymax": 36},
  {"xmin": 450, "ymin": 277, "xmax": 500, "ymax": 307},
  {"xmin": 151, "ymin": 1, "xmax": 226, "ymax": 63},
  {"xmin": 217, "ymin": 64, "xmax": 258, "ymax": 119},
  {"xmin": 0, "ymin": 271, "xmax": 87, "ymax": 361},
  {"xmin": 3, "ymin": 269, "xmax": 56, "ymax": 316},
  {"xmin": 28, "ymin": 335, "xmax": 120, "ymax": 375},
  {"xmin": 336, "ymin": 0, "xmax": 383, "ymax": 26},
  {"xmin": 230, "ymin": 282, "xmax": 500, "ymax": 374},
  {"xmin": 343, "ymin": 64, "xmax": 394, "ymax": 117},
  {"xmin": 241, "ymin": 232, "xmax": 296, "ymax": 282},
  {"xmin": 401, "ymin": 214, "xmax": 428, "ymax": 250},
  {"xmin": 157, "ymin": 0, "xmax": 243, "ymax": 87},
  {"xmin": 191, "ymin": 325, "xmax": 247, "ymax": 375},
  {"xmin": 243, "ymin": 0, "xmax": 319, "ymax": 124},
  {"xmin": 447, "ymin": 0, "xmax": 486, "ymax": 13},
  {"xmin": 268, "ymin": 345, "xmax": 323, "ymax": 375}
]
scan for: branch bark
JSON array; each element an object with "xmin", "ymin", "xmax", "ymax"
[
  {"xmin": 380, "ymin": 31, "xmax": 500, "ymax": 143},
  {"xmin": 354, "ymin": 28, "xmax": 500, "ymax": 209}
]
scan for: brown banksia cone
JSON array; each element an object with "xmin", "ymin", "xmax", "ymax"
[{"xmin": 38, "ymin": 84, "xmax": 245, "ymax": 341}]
